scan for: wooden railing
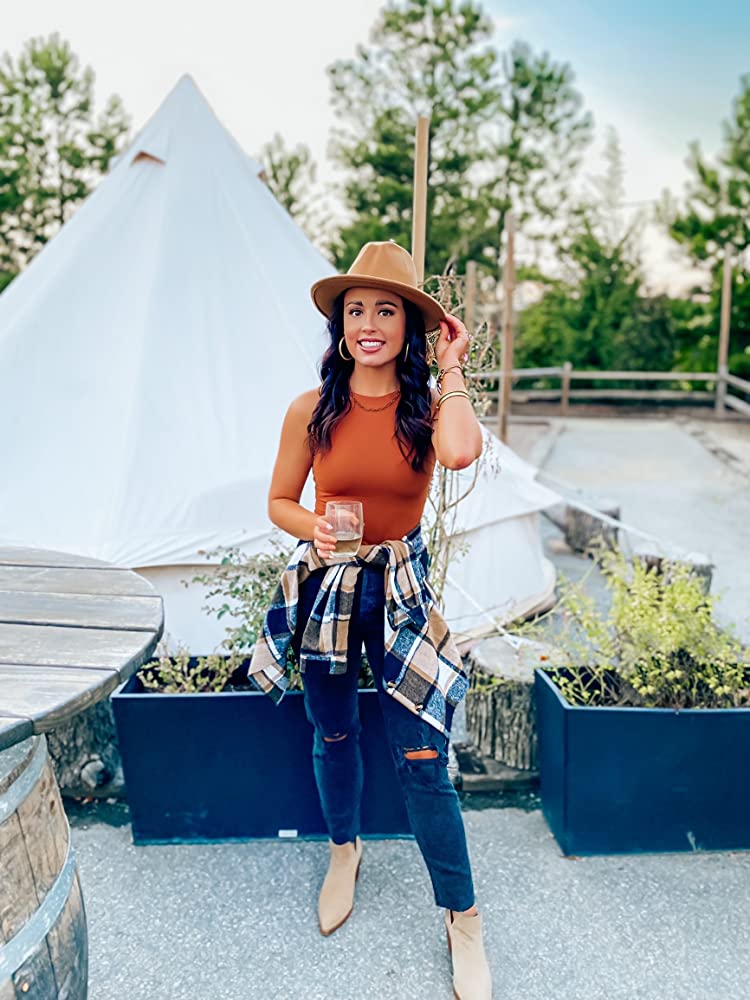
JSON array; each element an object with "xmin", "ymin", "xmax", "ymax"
[
  {"xmin": 471, "ymin": 366, "xmax": 750, "ymax": 420},
  {"xmin": 723, "ymin": 372, "xmax": 750, "ymax": 417}
]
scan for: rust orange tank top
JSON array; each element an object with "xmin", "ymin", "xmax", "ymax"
[{"xmin": 312, "ymin": 390, "xmax": 436, "ymax": 544}]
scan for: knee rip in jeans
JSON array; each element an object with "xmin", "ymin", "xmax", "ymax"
[
  {"xmin": 322, "ymin": 732, "xmax": 349, "ymax": 743},
  {"xmin": 403, "ymin": 746, "xmax": 439, "ymax": 760}
]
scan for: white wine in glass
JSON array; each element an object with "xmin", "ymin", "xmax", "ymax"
[{"xmin": 325, "ymin": 501, "xmax": 364, "ymax": 561}]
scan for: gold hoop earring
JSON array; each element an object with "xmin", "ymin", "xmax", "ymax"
[
  {"xmin": 402, "ymin": 342, "xmax": 409, "ymax": 361},
  {"xmin": 338, "ymin": 337, "xmax": 353, "ymax": 361}
]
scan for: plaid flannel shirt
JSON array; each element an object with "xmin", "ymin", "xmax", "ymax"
[{"xmin": 246, "ymin": 523, "xmax": 469, "ymax": 737}]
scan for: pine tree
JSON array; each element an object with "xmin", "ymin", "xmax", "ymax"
[
  {"xmin": 0, "ymin": 34, "xmax": 130, "ymax": 289},
  {"xmin": 657, "ymin": 74, "xmax": 750, "ymax": 375},
  {"xmin": 327, "ymin": 0, "xmax": 592, "ymax": 277},
  {"xmin": 517, "ymin": 129, "xmax": 675, "ymax": 374},
  {"xmin": 257, "ymin": 132, "xmax": 323, "ymax": 242}
]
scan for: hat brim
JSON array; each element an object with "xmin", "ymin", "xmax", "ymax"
[{"xmin": 310, "ymin": 275, "xmax": 447, "ymax": 333}]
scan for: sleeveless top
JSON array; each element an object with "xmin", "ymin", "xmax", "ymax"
[{"xmin": 312, "ymin": 390, "xmax": 436, "ymax": 544}]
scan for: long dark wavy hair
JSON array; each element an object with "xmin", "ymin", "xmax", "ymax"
[{"xmin": 307, "ymin": 290, "xmax": 434, "ymax": 473}]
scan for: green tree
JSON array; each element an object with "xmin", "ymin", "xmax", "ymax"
[
  {"xmin": 488, "ymin": 41, "xmax": 594, "ymax": 262},
  {"xmin": 516, "ymin": 128, "xmax": 675, "ymax": 374},
  {"xmin": 0, "ymin": 33, "xmax": 130, "ymax": 289},
  {"xmin": 327, "ymin": 0, "xmax": 593, "ymax": 277},
  {"xmin": 657, "ymin": 74, "xmax": 750, "ymax": 376},
  {"xmin": 257, "ymin": 131, "xmax": 322, "ymax": 242}
]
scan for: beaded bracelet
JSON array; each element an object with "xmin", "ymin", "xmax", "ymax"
[{"xmin": 436, "ymin": 364, "xmax": 464, "ymax": 393}]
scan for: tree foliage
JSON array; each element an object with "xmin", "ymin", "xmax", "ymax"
[
  {"xmin": 657, "ymin": 74, "xmax": 750, "ymax": 375},
  {"xmin": 257, "ymin": 131, "xmax": 323, "ymax": 242},
  {"xmin": 327, "ymin": 0, "xmax": 593, "ymax": 276},
  {"xmin": 516, "ymin": 129, "xmax": 675, "ymax": 374},
  {"xmin": 0, "ymin": 33, "xmax": 130, "ymax": 289}
]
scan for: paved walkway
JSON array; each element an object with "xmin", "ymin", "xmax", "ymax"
[
  {"xmin": 70, "ymin": 803, "xmax": 750, "ymax": 1000},
  {"xmin": 539, "ymin": 415, "xmax": 750, "ymax": 642}
]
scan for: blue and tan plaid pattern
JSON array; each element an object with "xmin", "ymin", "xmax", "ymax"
[{"xmin": 246, "ymin": 523, "xmax": 469, "ymax": 737}]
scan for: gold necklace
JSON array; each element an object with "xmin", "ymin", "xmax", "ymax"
[{"xmin": 350, "ymin": 389, "xmax": 401, "ymax": 412}]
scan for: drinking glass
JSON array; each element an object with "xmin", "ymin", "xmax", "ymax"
[{"xmin": 325, "ymin": 501, "xmax": 364, "ymax": 561}]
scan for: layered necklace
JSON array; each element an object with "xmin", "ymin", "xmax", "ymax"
[{"xmin": 350, "ymin": 388, "xmax": 401, "ymax": 412}]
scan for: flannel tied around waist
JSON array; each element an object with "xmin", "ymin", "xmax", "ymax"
[{"xmin": 246, "ymin": 523, "xmax": 469, "ymax": 737}]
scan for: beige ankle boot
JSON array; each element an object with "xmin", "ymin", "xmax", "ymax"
[
  {"xmin": 444, "ymin": 909, "xmax": 492, "ymax": 1000},
  {"xmin": 318, "ymin": 836, "xmax": 363, "ymax": 936}
]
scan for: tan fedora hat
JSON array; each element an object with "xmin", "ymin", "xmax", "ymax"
[{"xmin": 310, "ymin": 241, "xmax": 447, "ymax": 332}]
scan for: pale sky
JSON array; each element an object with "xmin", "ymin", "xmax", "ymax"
[{"xmin": 4, "ymin": 0, "xmax": 748, "ymax": 295}]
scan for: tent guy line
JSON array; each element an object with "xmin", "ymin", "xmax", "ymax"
[{"xmin": 536, "ymin": 468, "xmax": 705, "ymax": 562}]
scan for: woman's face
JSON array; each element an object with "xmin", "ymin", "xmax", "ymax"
[{"xmin": 341, "ymin": 286, "xmax": 407, "ymax": 369}]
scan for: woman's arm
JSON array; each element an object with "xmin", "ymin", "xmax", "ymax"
[
  {"xmin": 430, "ymin": 315, "xmax": 484, "ymax": 470},
  {"xmin": 267, "ymin": 390, "xmax": 322, "ymax": 540},
  {"xmin": 268, "ymin": 391, "xmax": 352, "ymax": 558}
]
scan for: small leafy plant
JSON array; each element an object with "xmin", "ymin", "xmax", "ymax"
[
  {"xmin": 142, "ymin": 530, "xmax": 376, "ymax": 693},
  {"xmin": 140, "ymin": 642, "xmax": 245, "ymax": 694},
  {"xmin": 423, "ymin": 269, "xmax": 500, "ymax": 610},
  {"xmin": 190, "ymin": 532, "xmax": 296, "ymax": 656},
  {"xmin": 139, "ymin": 534, "xmax": 295, "ymax": 694},
  {"xmin": 515, "ymin": 546, "xmax": 750, "ymax": 709}
]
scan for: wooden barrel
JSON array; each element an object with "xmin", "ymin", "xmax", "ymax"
[{"xmin": 0, "ymin": 735, "xmax": 87, "ymax": 999}]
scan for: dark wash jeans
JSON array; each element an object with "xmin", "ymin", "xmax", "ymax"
[{"xmin": 291, "ymin": 561, "xmax": 476, "ymax": 912}]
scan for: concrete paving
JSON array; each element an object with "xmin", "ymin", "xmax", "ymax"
[
  {"xmin": 70, "ymin": 803, "xmax": 750, "ymax": 1000},
  {"xmin": 538, "ymin": 415, "xmax": 750, "ymax": 642}
]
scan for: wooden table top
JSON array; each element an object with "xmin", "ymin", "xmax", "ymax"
[{"xmin": 0, "ymin": 546, "xmax": 163, "ymax": 751}]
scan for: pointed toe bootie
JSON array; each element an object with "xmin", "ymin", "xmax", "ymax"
[
  {"xmin": 445, "ymin": 909, "xmax": 492, "ymax": 1000},
  {"xmin": 318, "ymin": 836, "xmax": 363, "ymax": 936}
]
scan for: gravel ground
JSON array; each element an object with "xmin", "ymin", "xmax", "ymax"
[
  {"xmin": 70, "ymin": 804, "xmax": 750, "ymax": 1000},
  {"xmin": 67, "ymin": 414, "xmax": 750, "ymax": 1000}
]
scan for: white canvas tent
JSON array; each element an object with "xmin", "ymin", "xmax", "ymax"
[
  {"xmin": 0, "ymin": 74, "xmax": 559, "ymax": 652},
  {"xmin": 431, "ymin": 429, "xmax": 559, "ymax": 639}
]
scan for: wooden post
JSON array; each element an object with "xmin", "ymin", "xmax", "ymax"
[
  {"xmin": 411, "ymin": 115, "xmax": 430, "ymax": 285},
  {"xmin": 464, "ymin": 636, "xmax": 548, "ymax": 773},
  {"xmin": 715, "ymin": 251, "xmax": 733, "ymax": 416},
  {"xmin": 464, "ymin": 260, "xmax": 477, "ymax": 333},
  {"xmin": 561, "ymin": 360, "xmax": 572, "ymax": 415},
  {"xmin": 497, "ymin": 213, "xmax": 516, "ymax": 442}
]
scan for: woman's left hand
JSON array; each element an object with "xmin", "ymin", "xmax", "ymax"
[{"xmin": 435, "ymin": 313, "xmax": 470, "ymax": 369}]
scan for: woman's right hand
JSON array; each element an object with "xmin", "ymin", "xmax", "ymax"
[{"xmin": 312, "ymin": 515, "xmax": 337, "ymax": 559}]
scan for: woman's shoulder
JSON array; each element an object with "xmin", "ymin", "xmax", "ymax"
[{"xmin": 287, "ymin": 386, "xmax": 322, "ymax": 421}]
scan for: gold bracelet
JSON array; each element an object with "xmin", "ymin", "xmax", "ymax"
[{"xmin": 436, "ymin": 389, "xmax": 471, "ymax": 409}]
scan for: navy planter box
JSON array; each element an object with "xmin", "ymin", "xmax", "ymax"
[
  {"xmin": 111, "ymin": 674, "xmax": 411, "ymax": 844},
  {"xmin": 534, "ymin": 668, "xmax": 750, "ymax": 856}
]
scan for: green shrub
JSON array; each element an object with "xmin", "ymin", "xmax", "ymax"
[
  {"xmin": 142, "ymin": 532, "xmax": 376, "ymax": 693},
  {"xmin": 516, "ymin": 546, "xmax": 750, "ymax": 709},
  {"xmin": 190, "ymin": 532, "xmax": 295, "ymax": 656},
  {"xmin": 140, "ymin": 643, "xmax": 244, "ymax": 694}
]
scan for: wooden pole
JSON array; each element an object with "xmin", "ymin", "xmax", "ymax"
[
  {"xmin": 498, "ymin": 214, "xmax": 516, "ymax": 442},
  {"xmin": 411, "ymin": 115, "xmax": 430, "ymax": 285},
  {"xmin": 715, "ymin": 251, "xmax": 733, "ymax": 416},
  {"xmin": 464, "ymin": 260, "xmax": 477, "ymax": 334},
  {"xmin": 561, "ymin": 360, "xmax": 572, "ymax": 415}
]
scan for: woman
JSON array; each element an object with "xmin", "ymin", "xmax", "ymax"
[{"xmin": 248, "ymin": 241, "xmax": 491, "ymax": 1000}]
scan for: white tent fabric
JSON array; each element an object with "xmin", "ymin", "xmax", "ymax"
[
  {"xmin": 0, "ymin": 74, "xmax": 559, "ymax": 652},
  {"xmin": 0, "ymin": 74, "xmax": 331, "ymax": 568},
  {"xmin": 432, "ymin": 429, "xmax": 559, "ymax": 637}
]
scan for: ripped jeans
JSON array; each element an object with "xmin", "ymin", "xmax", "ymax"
[{"xmin": 292, "ymin": 563, "xmax": 476, "ymax": 912}]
